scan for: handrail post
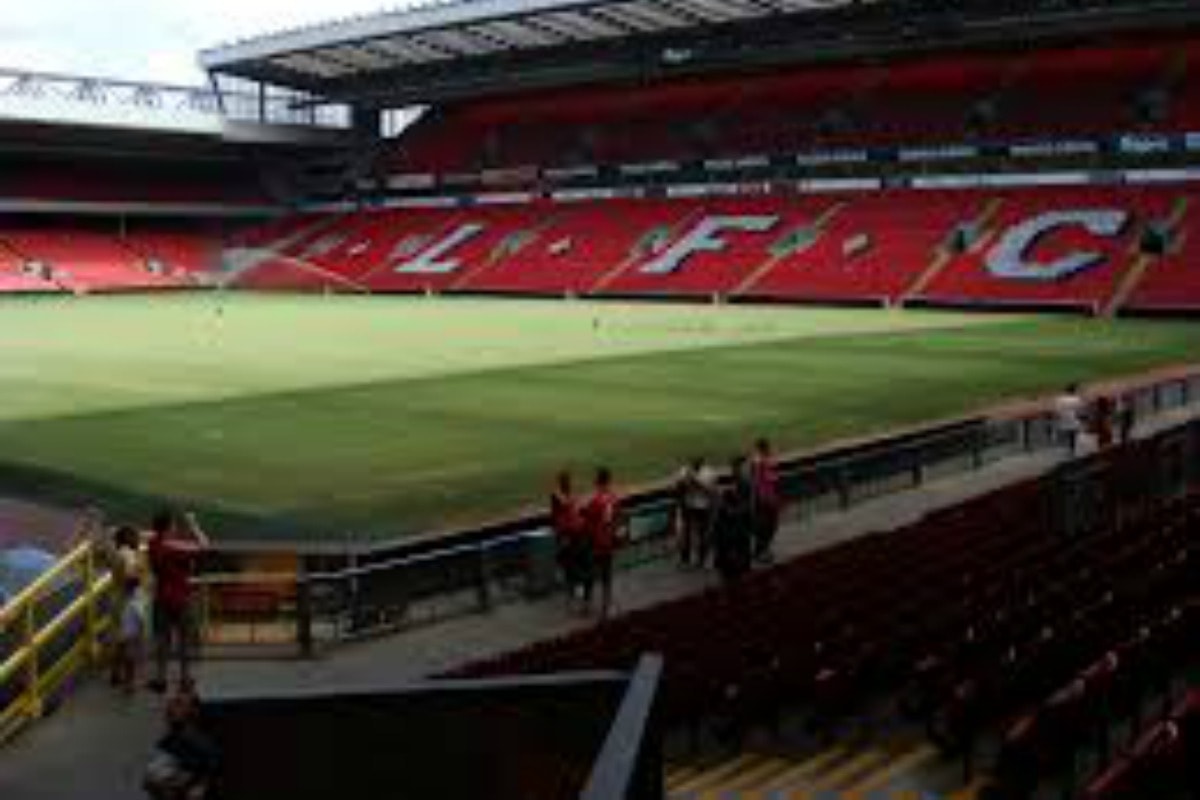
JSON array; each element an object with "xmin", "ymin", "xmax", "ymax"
[
  {"xmin": 911, "ymin": 445, "xmax": 924, "ymax": 487},
  {"xmin": 23, "ymin": 600, "xmax": 42, "ymax": 720},
  {"xmin": 476, "ymin": 543, "xmax": 491, "ymax": 611},
  {"xmin": 837, "ymin": 466, "xmax": 851, "ymax": 509},
  {"xmin": 296, "ymin": 573, "xmax": 314, "ymax": 658},
  {"xmin": 83, "ymin": 545, "xmax": 101, "ymax": 661},
  {"xmin": 199, "ymin": 582, "xmax": 212, "ymax": 649}
]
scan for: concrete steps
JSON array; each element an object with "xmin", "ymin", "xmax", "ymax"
[{"xmin": 665, "ymin": 738, "xmax": 975, "ymax": 799}]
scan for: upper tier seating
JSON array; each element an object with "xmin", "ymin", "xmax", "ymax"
[
  {"xmin": 0, "ymin": 161, "xmax": 270, "ymax": 207},
  {"xmin": 993, "ymin": 44, "xmax": 1173, "ymax": 138},
  {"xmin": 392, "ymin": 37, "xmax": 1200, "ymax": 173}
]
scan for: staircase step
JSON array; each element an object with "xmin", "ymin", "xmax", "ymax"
[
  {"xmin": 670, "ymin": 753, "xmax": 767, "ymax": 795},
  {"xmin": 946, "ymin": 776, "xmax": 989, "ymax": 800},
  {"xmin": 719, "ymin": 757, "xmax": 795, "ymax": 794},
  {"xmin": 754, "ymin": 745, "xmax": 850, "ymax": 795},
  {"xmin": 803, "ymin": 746, "xmax": 897, "ymax": 794},
  {"xmin": 842, "ymin": 743, "xmax": 939, "ymax": 799},
  {"xmin": 666, "ymin": 765, "xmax": 700, "ymax": 791}
]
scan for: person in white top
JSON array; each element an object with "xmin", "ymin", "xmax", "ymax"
[
  {"xmin": 1055, "ymin": 383, "xmax": 1085, "ymax": 456},
  {"xmin": 676, "ymin": 457, "xmax": 718, "ymax": 568}
]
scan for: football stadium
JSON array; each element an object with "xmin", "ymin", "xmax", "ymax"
[{"xmin": 1, "ymin": 0, "xmax": 1199, "ymax": 799}]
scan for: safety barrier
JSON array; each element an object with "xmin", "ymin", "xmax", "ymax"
[
  {"xmin": 0, "ymin": 538, "xmax": 115, "ymax": 742},
  {"xmin": 186, "ymin": 369, "xmax": 1200, "ymax": 656}
]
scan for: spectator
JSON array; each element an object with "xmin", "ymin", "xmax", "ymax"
[
  {"xmin": 1054, "ymin": 384, "xmax": 1085, "ymax": 456},
  {"xmin": 1092, "ymin": 394, "xmax": 1115, "ymax": 450},
  {"xmin": 144, "ymin": 689, "xmax": 218, "ymax": 800},
  {"xmin": 147, "ymin": 510, "xmax": 208, "ymax": 694},
  {"xmin": 750, "ymin": 438, "xmax": 782, "ymax": 562},
  {"xmin": 581, "ymin": 467, "xmax": 624, "ymax": 618},
  {"xmin": 676, "ymin": 456, "xmax": 717, "ymax": 568},
  {"xmin": 549, "ymin": 470, "xmax": 585, "ymax": 609},
  {"xmin": 1116, "ymin": 394, "xmax": 1136, "ymax": 445},
  {"xmin": 112, "ymin": 576, "xmax": 146, "ymax": 694},
  {"xmin": 111, "ymin": 525, "xmax": 142, "ymax": 586},
  {"xmin": 714, "ymin": 457, "xmax": 753, "ymax": 584}
]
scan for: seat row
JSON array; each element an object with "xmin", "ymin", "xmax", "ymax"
[
  {"xmin": 449, "ymin": 435, "xmax": 1198, "ymax": 767},
  {"xmin": 241, "ymin": 185, "xmax": 1200, "ymax": 312},
  {"xmin": 393, "ymin": 37, "xmax": 1200, "ymax": 173},
  {"xmin": 0, "ymin": 227, "xmax": 222, "ymax": 293}
]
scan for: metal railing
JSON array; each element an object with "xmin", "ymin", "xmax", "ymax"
[
  {"xmin": 0, "ymin": 539, "xmax": 115, "ymax": 742},
  {"xmin": 580, "ymin": 654, "xmax": 665, "ymax": 800},
  {"xmin": 190, "ymin": 370, "xmax": 1200, "ymax": 656}
]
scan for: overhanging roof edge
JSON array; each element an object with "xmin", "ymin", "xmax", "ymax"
[{"xmin": 199, "ymin": 0, "xmax": 648, "ymax": 69}]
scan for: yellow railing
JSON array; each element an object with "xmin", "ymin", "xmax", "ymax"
[{"xmin": 0, "ymin": 540, "xmax": 115, "ymax": 742}]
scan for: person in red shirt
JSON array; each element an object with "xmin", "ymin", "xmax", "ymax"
[
  {"xmin": 147, "ymin": 509, "xmax": 208, "ymax": 693},
  {"xmin": 581, "ymin": 467, "xmax": 624, "ymax": 618},
  {"xmin": 550, "ymin": 470, "xmax": 585, "ymax": 609},
  {"xmin": 750, "ymin": 437, "xmax": 782, "ymax": 562}
]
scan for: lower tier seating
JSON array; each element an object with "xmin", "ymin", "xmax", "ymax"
[
  {"xmin": 1128, "ymin": 200, "xmax": 1200, "ymax": 313},
  {"xmin": 235, "ymin": 184, "xmax": 1200, "ymax": 313},
  {"xmin": 2, "ymin": 184, "xmax": 1195, "ymax": 307},
  {"xmin": 2, "ymin": 230, "xmax": 173, "ymax": 291},
  {"xmin": 447, "ymin": 435, "xmax": 1198, "ymax": 797},
  {"xmin": 0, "ymin": 245, "xmax": 57, "ymax": 292},
  {"xmin": 0, "ymin": 225, "xmax": 233, "ymax": 294}
]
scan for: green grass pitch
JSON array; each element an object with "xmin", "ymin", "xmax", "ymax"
[{"xmin": 0, "ymin": 294, "xmax": 1195, "ymax": 543}]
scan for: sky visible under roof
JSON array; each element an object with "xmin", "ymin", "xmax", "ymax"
[{"xmin": 1, "ymin": 0, "xmax": 405, "ymax": 85}]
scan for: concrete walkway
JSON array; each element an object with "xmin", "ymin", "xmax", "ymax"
[{"xmin": 4, "ymin": 402, "xmax": 1197, "ymax": 800}]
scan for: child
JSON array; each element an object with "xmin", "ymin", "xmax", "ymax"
[
  {"xmin": 113, "ymin": 576, "xmax": 146, "ymax": 694},
  {"xmin": 144, "ymin": 689, "xmax": 218, "ymax": 800}
]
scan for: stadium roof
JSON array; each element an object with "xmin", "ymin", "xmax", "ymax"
[
  {"xmin": 201, "ymin": 0, "xmax": 1200, "ymax": 106},
  {"xmin": 202, "ymin": 0, "xmax": 856, "ymax": 83}
]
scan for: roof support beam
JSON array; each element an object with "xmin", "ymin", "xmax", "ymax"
[
  {"xmin": 644, "ymin": 0, "xmax": 717, "ymax": 24},
  {"xmin": 582, "ymin": 7, "xmax": 651, "ymax": 34}
]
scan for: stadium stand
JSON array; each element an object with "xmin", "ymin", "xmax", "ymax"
[
  {"xmin": 0, "ymin": 242, "xmax": 58, "ymax": 292},
  {"xmin": 7, "ymin": 180, "xmax": 1192, "ymax": 307},
  {"xmin": 594, "ymin": 195, "xmax": 800, "ymax": 298},
  {"xmin": 449, "ymin": 439, "xmax": 1199, "ymax": 799},
  {"xmin": 6, "ymin": 0, "xmax": 1200, "ymax": 797},
  {"xmin": 747, "ymin": 190, "xmax": 976, "ymax": 304},
  {"xmin": 0, "ymin": 159, "xmax": 270, "ymax": 207},
  {"xmin": 1, "ymin": 228, "xmax": 176, "ymax": 292},
  {"xmin": 913, "ymin": 186, "xmax": 1183, "ymax": 312},
  {"xmin": 1128, "ymin": 199, "xmax": 1200, "ymax": 313},
  {"xmin": 391, "ymin": 37, "xmax": 1199, "ymax": 172},
  {"xmin": 989, "ymin": 43, "xmax": 1176, "ymax": 139},
  {"xmin": 122, "ymin": 229, "xmax": 222, "ymax": 276},
  {"xmin": 0, "ymin": 222, "xmax": 245, "ymax": 292},
  {"xmin": 225, "ymin": 183, "xmax": 1200, "ymax": 313}
]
